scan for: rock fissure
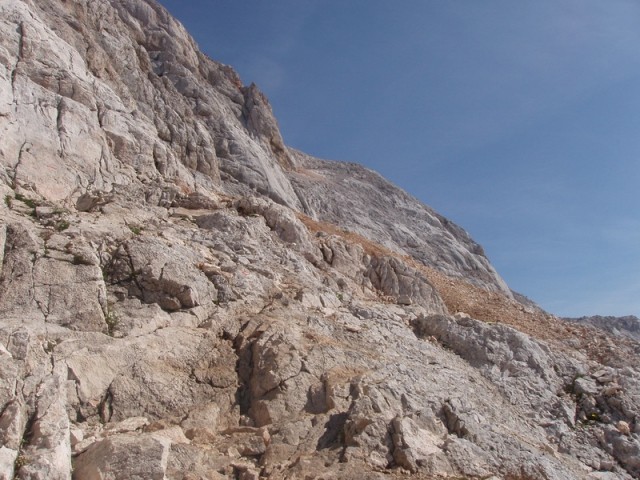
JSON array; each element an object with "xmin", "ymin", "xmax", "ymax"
[
  {"xmin": 122, "ymin": 243, "xmax": 143, "ymax": 295},
  {"xmin": 10, "ymin": 22, "xmax": 25, "ymax": 95},
  {"xmin": 38, "ymin": 284, "xmax": 52, "ymax": 323},
  {"xmin": 98, "ymin": 389, "xmax": 113, "ymax": 424},
  {"xmin": 55, "ymin": 97, "xmax": 65, "ymax": 158},
  {"xmin": 260, "ymin": 366, "xmax": 305, "ymax": 399},
  {"xmin": 11, "ymin": 142, "xmax": 30, "ymax": 188}
]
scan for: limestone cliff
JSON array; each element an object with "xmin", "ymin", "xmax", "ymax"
[{"xmin": 1, "ymin": 1, "xmax": 639, "ymax": 479}]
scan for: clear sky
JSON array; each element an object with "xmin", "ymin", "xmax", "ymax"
[{"xmin": 159, "ymin": 0, "xmax": 640, "ymax": 317}]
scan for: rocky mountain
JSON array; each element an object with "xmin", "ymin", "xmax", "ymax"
[
  {"xmin": 0, "ymin": 0, "xmax": 639, "ymax": 479},
  {"xmin": 565, "ymin": 316, "xmax": 640, "ymax": 343}
]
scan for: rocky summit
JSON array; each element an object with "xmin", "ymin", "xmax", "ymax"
[{"xmin": 0, "ymin": 1, "xmax": 639, "ymax": 479}]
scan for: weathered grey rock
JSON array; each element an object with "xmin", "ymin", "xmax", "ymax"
[
  {"xmin": 107, "ymin": 236, "xmax": 217, "ymax": 311},
  {"xmin": 391, "ymin": 414, "xmax": 450, "ymax": 474},
  {"xmin": 106, "ymin": 297, "xmax": 171, "ymax": 338},
  {"xmin": 365, "ymin": 255, "xmax": 446, "ymax": 311},
  {"xmin": 288, "ymin": 149, "xmax": 512, "ymax": 296},
  {"xmin": 103, "ymin": 328, "xmax": 237, "ymax": 424},
  {"xmin": 0, "ymin": 446, "xmax": 18, "ymax": 480},
  {"xmin": 235, "ymin": 196, "xmax": 310, "ymax": 246},
  {"xmin": 342, "ymin": 389, "xmax": 395, "ymax": 468},
  {"xmin": 0, "ymin": 223, "xmax": 107, "ymax": 331},
  {"xmin": 244, "ymin": 321, "xmax": 312, "ymax": 427},
  {"xmin": 602, "ymin": 426, "xmax": 640, "ymax": 477},
  {"xmin": 219, "ymin": 427, "xmax": 269, "ymax": 457},
  {"xmin": 72, "ymin": 433, "xmax": 170, "ymax": 480},
  {"xmin": 0, "ymin": 223, "xmax": 6, "ymax": 277},
  {"xmin": 170, "ymin": 191, "xmax": 219, "ymax": 210},
  {"xmin": 1, "ymin": 0, "xmax": 639, "ymax": 479},
  {"xmin": 63, "ymin": 343, "xmax": 130, "ymax": 413},
  {"xmin": 17, "ymin": 376, "xmax": 71, "ymax": 480},
  {"xmin": 76, "ymin": 191, "xmax": 113, "ymax": 212},
  {"xmin": 0, "ymin": 0, "xmax": 304, "ymax": 210},
  {"xmin": 180, "ymin": 402, "xmax": 220, "ymax": 442},
  {"xmin": 0, "ymin": 399, "xmax": 27, "ymax": 451},
  {"xmin": 412, "ymin": 313, "xmax": 581, "ymax": 414}
]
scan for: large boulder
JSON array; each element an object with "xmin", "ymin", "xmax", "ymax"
[{"xmin": 107, "ymin": 236, "xmax": 217, "ymax": 312}]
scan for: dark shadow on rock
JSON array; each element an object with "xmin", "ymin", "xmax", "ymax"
[{"xmin": 316, "ymin": 412, "xmax": 348, "ymax": 450}]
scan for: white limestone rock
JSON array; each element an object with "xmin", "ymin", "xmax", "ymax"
[
  {"xmin": 17, "ymin": 376, "xmax": 71, "ymax": 480},
  {"xmin": 72, "ymin": 433, "xmax": 171, "ymax": 480},
  {"xmin": 107, "ymin": 236, "xmax": 217, "ymax": 311},
  {"xmin": 288, "ymin": 149, "xmax": 513, "ymax": 295},
  {"xmin": 0, "ymin": 1, "xmax": 639, "ymax": 479}
]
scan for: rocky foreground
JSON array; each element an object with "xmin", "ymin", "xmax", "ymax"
[{"xmin": 1, "ymin": 0, "xmax": 639, "ymax": 479}]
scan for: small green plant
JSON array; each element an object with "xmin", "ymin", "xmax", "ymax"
[
  {"xmin": 14, "ymin": 193, "xmax": 38, "ymax": 209},
  {"xmin": 4, "ymin": 194, "xmax": 12, "ymax": 208},
  {"xmin": 55, "ymin": 220, "xmax": 70, "ymax": 231},
  {"xmin": 15, "ymin": 453, "xmax": 27, "ymax": 470},
  {"xmin": 336, "ymin": 292, "xmax": 344, "ymax": 302},
  {"xmin": 13, "ymin": 192, "xmax": 39, "ymax": 217},
  {"xmin": 105, "ymin": 310, "xmax": 119, "ymax": 336},
  {"xmin": 588, "ymin": 412, "xmax": 601, "ymax": 422},
  {"xmin": 128, "ymin": 225, "xmax": 142, "ymax": 235}
]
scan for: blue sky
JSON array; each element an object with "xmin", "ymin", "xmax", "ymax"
[{"xmin": 159, "ymin": 0, "xmax": 640, "ymax": 317}]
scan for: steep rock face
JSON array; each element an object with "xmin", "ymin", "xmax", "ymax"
[
  {"xmin": 288, "ymin": 150, "xmax": 511, "ymax": 295},
  {"xmin": 1, "ymin": 1, "xmax": 640, "ymax": 479},
  {"xmin": 0, "ymin": 0, "xmax": 510, "ymax": 292},
  {"xmin": 0, "ymin": 0, "xmax": 300, "ymax": 207}
]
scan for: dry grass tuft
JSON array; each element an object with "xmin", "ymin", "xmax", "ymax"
[
  {"xmin": 296, "ymin": 213, "xmax": 398, "ymax": 258},
  {"xmin": 296, "ymin": 212, "xmax": 639, "ymax": 367}
]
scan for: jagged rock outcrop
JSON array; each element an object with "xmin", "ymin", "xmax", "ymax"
[
  {"xmin": 1, "ymin": 0, "xmax": 639, "ymax": 479},
  {"xmin": 288, "ymin": 149, "xmax": 511, "ymax": 295},
  {"xmin": 0, "ymin": 0, "xmax": 299, "ymax": 207},
  {"xmin": 565, "ymin": 315, "xmax": 640, "ymax": 342}
]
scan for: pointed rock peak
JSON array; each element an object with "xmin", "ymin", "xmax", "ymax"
[{"xmin": 242, "ymin": 83, "xmax": 295, "ymax": 171}]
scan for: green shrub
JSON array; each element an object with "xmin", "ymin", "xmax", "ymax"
[
  {"xmin": 128, "ymin": 225, "xmax": 142, "ymax": 235},
  {"xmin": 55, "ymin": 220, "xmax": 70, "ymax": 231},
  {"xmin": 15, "ymin": 454, "xmax": 27, "ymax": 469},
  {"xmin": 14, "ymin": 193, "xmax": 38, "ymax": 208},
  {"xmin": 588, "ymin": 412, "xmax": 601, "ymax": 422},
  {"xmin": 105, "ymin": 309, "xmax": 119, "ymax": 336}
]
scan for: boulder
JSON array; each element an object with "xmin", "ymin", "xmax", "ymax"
[
  {"xmin": 107, "ymin": 237, "xmax": 217, "ymax": 311},
  {"xmin": 72, "ymin": 433, "xmax": 171, "ymax": 480}
]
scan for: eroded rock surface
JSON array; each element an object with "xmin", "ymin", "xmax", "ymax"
[
  {"xmin": 565, "ymin": 315, "xmax": 640, "ymax": 342},
  {"xmin": 288, "ymin": 149, "xmax": 512, "ymax": 295},
  {"xmin": 1, "ymin": 1, "xmax": 639, "ymax": 479}
]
